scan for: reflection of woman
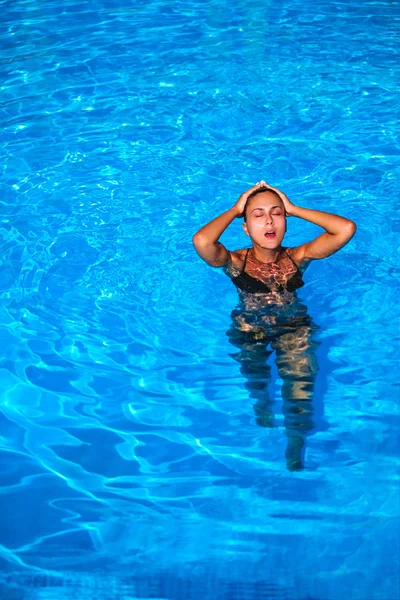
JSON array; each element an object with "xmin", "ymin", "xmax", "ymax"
[{"xmin": 193, "ymin": 181, "xmax": 356, "ymax": 471}]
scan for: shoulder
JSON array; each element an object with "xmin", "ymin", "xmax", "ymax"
[
  {"xmin": 229, "ymin": 248, "xmax": 249, "ymax": 268},
  {"xmin": 285, "ymin": 246, "xmax": 311, "ymax": 271},
  {"xmin": 222, "ymin": 248, "xmax": 248, "ymax": 274}
]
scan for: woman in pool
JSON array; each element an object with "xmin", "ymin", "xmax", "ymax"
[{"xmin": 192, "ymin": 182, "xmax": 356, "ymax": 471}]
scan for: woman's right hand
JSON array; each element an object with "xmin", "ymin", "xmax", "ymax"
[{"xmin": 233, "ymin": 181, "xmax": 266, "ymax": 217}]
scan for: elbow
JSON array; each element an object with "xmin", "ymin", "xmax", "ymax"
[
  {"xmin": 192, "ymin": 232, "xmax": 206, "ymax": 250},
  {"xmin": 335, "ymin": 220, "xmax": 356, "ymax": 249},
  {"xmin": 339, "ymin": 219, "xmax": 356, "ymax": 246},
  {"xmin": 346, "ymin": 219, "xmax": 357, "ymax": 238}
]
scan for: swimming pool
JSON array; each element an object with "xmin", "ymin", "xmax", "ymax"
[{"xmin": 1, "ymin": 0, "xmax": 399, "ymax": 598}]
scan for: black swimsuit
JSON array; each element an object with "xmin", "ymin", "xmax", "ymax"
[{"xmin": 231, "ymin": 248, "xmax": 304, "ymax": 294}]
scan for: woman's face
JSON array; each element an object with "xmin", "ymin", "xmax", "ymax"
[{"xmin": 243, "ymin": 191, "xmax": 286, "ymax": 249}]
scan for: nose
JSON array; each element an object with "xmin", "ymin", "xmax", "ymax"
[{"xmin": 265, "ymin": 214, "xmax": 274, "ymax": 225}]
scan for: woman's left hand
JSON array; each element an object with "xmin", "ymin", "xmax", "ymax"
[{"xmin": 262, "ymin": 183, "xmax": 297, "ymax": 216}]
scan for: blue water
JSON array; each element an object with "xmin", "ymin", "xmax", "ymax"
[{"xmin": 1, "ymin": 0, "xmax": 399, "ymax": 598}]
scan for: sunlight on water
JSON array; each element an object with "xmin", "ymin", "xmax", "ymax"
[{"xmin": 0, "ymin": 0, "xmax": 399, "ymax": 598}]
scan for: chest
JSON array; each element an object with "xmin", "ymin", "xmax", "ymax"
[{"xmin": 244, "ymin": 254, "xmax": 297, "ymax": 285}]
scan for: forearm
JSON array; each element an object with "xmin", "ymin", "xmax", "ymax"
[
  {"xmin": 193, "ymin": 207, "xmax": 238, "ymax": 246},
  {"xmin": 291, "ymin": 203, "xmax": 356, "ymax": 261},
  {"xmin": 260, "ymin": 183, "xmax": 356, "ymax": 260},
  {"xmin": 192, "ymin": 207, "xmax": 238, "ymax": 266},
  {"xmin": 290, "ymin": 205, "xmax": 355, "ymax": 235},
  {"xmin": 192, "ymin": 182, "xmax": 266, "ymax": 266}
]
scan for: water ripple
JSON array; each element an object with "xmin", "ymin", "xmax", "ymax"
[{"xmin": 0, "ymin": 0, "xmax": 399, "ymax": 598}]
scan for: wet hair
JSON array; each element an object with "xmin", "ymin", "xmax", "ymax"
[{"xmin": 243, "ymin": 187, "xmax": 285, "ymax": 221}]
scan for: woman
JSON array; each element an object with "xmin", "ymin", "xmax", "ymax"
[{"xmin": 192, "ymin": 182, "xmax": 356, "ymax": 471}]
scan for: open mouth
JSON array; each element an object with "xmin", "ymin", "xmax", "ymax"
[{"xmin": 265, "ymin": 230, "xmax": 276, "ymax": 239}]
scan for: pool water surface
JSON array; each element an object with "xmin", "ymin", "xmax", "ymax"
[{"xmin": 0, "ymin": 0, "xmax": 399, "ymax": 599}]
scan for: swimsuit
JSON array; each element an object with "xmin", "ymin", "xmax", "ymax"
[{"xmin": 230, "ymin": 248, "xmax": 304, "ymax": 294}]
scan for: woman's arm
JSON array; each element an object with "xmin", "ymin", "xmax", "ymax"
[
  {"xmin": 192, "ymin": 182, "xmax": 265, "ymax": 266},
  {"xmin": 264, "ymin": 184, "xmax": 356, "ymax": 262}
]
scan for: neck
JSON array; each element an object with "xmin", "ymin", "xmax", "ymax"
[{"xmin": 252, "ymin": 244, "xmax": 282, "ymax": 263}]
